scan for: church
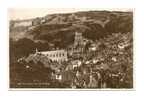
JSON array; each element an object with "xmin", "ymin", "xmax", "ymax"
[
  {"xmin": 35, "ymin": 32, "xmax": 88, "ymax": 62},
  {"xmin": 67, "ymin": 32, "xmax": 88, "ymax": 58}
]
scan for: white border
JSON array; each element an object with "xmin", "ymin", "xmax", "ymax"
[
  {"xmin": 8, "ymin": 8, "xmax": 134, "ymax": 91},
  {"xmin": 0, "ymin": 0, "xmax": 143, "ymax": 100}
]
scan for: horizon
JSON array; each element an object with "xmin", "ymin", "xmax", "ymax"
[{"xmin": 9, "ymin": 8, "xmax": 132, "ymax": 20}]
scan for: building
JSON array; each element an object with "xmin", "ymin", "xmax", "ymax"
[
  {"xmin": 67, "ymin": 32, "xmax": 88, "ymax": 57},
  {"xmin": 74, "ymin": 32, "xmax": 84, "ymax": 46},
  {"xmin": 36, "ymin": 49, "xmax": 68, "ymax": 62},
  {"xmin": 12, "ymin": 20, "xmax": 32, "ymax": 27},
  {"xmin": 32, "ymin": 17, "xmax": 41, "ymax": 26},
  {"xmin": 32, "ymin": 17, "xmax": 47, "ymax": 26}
]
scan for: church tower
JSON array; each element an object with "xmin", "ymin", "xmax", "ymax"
[{"xmin": 74, "ymin": 32, "xmax": 83, "ymax": 46}]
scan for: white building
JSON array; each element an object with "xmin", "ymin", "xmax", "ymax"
[
  {"xmin": 13, "ymin": 20, "xmax": 32, "ymax": 27},
  {"xmin": 36, "ymin": 49, "xmax": 68, "ymax": 62}
]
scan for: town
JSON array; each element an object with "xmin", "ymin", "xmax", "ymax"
[
  {"xmin": 10, "ymin": 10, "xmax": 133, "ymax": 88},
  {"xmin": 11, "ymin": 31, "xmax": 132, "ymax": 88}
]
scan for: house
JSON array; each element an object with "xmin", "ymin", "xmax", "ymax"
[
  {"xmin": 32, "ymin": 17, "xmax": 41, "ymax": 26},
  {"xmin": 12, "ymin": 20, "xmax": 32, "ymax": 27}
]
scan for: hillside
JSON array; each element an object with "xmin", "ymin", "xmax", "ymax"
[
  {"xmin": 10, "ymin": 10, "xmax": 133, "ymax": 60},
  {"xmin": 10, "ymin": 10, "xmax": 133, "ymax": 45}
]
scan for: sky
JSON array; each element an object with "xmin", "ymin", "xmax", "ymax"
[{"xmin": 9, "ymin": 8, "xmax": 132, "ymax": 20}]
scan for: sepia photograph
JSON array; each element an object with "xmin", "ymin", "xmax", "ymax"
[{"xmin": 9, "ymin": 8, "xmax": 133, "ymax": 89}]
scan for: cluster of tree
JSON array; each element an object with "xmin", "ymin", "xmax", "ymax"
[
  {"xmin": 10, "ymin": 11, "xmax": 133, "ymax": 50},
  {"xmin": 10, "ymin": 38, "xmax": 50, "ymax": 62},
  {"xmin": 10, "ymin": 60, "xmax": 55, "ymax": 88},
  {"xmin": 28, "ymin": 12, "xmax": 132, "ymax": 44}
]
